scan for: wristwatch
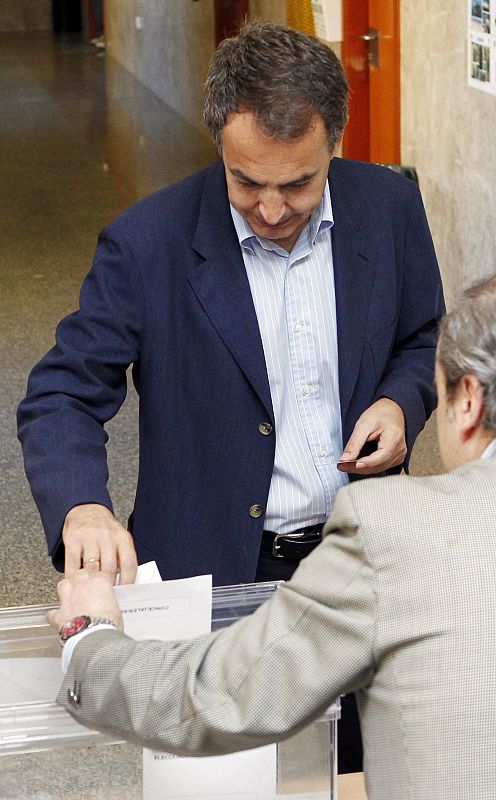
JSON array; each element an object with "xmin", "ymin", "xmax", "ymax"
[{"xmin": 58, "ymin": 615, "xmax": 117, "ymax": 646}]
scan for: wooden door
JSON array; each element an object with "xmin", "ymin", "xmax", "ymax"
[
  {"xmin": 214, "ymin": 0, "xmax": 249, "ymax": 46},
  {"xmin": 342, "ymin": 0, "xmax": 400, "ymax": 164}
]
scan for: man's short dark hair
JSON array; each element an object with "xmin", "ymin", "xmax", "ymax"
[{"xmin": 203, "ymin": 21, "xmax": 349, "ymax": 152}]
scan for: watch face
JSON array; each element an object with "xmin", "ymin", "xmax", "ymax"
[{"xmin": 60, "ymin": 615, "xmax": 91, "ymax": 641}]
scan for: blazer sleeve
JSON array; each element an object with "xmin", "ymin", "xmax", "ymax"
[
  {"xmin": 374, "ymin": 186, "xmax": 445, "ymax": 461},
  {"xmin": 56, "ymin": 508, "xmax": 376, "ymax": 756},
  {"xmin": 17, "ymin": 226, "xmax": 144, "ymax": 567}
]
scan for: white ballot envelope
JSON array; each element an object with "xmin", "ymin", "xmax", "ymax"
[{"xmin": 115, "ymin": 572, "xmax": 212, "ymax": 642}]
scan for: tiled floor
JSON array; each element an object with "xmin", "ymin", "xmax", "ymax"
[{"xmin": 0, "ymin": 30, "xmax": 442, "ymax": 614}]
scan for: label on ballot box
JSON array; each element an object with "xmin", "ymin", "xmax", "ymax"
[{"xmin": 143, "ymin": 744, "xmax": 277, "ymax": 800}]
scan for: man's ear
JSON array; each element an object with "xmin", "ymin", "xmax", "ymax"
[{"xmin": 457, "ymin": 374, "xmax": 485, "ymax": 440}]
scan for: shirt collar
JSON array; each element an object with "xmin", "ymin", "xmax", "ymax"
[
  {"xmin": 309, "ymin": 180, "xmax": 333, "ymax": 243},
  {"xmin": 230, "ymin": 180, "xmax": 333, "ymax": 254},
  {"xmin": 481, "ymin": 438, "xmax": 496, "ymax": 459}
]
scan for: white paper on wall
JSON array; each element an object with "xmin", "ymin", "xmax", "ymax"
[
  {"xmin": 468, "ymin": 0, "xmax": 496, "ymax": 94},
  {"xmin": 311, "ymin": 0, "xmax": 342, "ymax": 42}
]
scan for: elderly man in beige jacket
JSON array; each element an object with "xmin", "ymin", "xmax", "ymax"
[{"xmin": 48, "ymin": 273, "xmax": 496, "ymax": 800}]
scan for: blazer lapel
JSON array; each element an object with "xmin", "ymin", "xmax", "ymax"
[
  {"xmin": 329, "ymin": 160, "xmax": 377, "ymax": 423},
  {"xmin": 189, "ymin": 162, "xmax": 274, "ymax": 422}
]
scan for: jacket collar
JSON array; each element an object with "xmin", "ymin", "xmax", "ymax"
[
  {"xmin": 190, "ymin": 162, "xmax": 274, "ymax": 422},
  {"xmin": 329, "ymin": 159, "xmax": 376, "ymax": 422}
]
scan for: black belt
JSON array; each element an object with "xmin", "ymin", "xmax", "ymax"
[{"xmin": 261, "ymin": 524, "xmax": 324, "ymax": 561}]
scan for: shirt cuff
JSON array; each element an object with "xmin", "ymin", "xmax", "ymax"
[{"xmin": 61, "ymin": 624, "xmax": 118, "ymax": 673}]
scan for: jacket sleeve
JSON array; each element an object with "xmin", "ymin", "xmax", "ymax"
[
  {"xmin": 56, "ymin": 501, "xmax": 376, "ymax": 756},
  {"xmin": 17, "ymin": 226, "xmax": 144, "ymax": 568}
]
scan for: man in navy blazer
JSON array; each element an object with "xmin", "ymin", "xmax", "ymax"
[{"xmin": 18, "ymin": 23, "xmax": 444, "ymax": 588}]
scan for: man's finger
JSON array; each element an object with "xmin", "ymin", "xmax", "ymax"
[
  {"xmin": 348, "ymin": 444, "xmax": 405, "ymax": 474},
  {"xmin": 341, "ymin": 424, "xmax": 372, "ymax": 461},
  {"xmin": 97, "ymin": 536, "xmax": 118, "ymax": 577},
  {"xmin": 337, "ymin": 454, "xmax": 386, "ymax": 475},
  {"xmin": 47, "ymin": 609, "xmax": 58, "ymax": 628},
  {"xmin": 64, "ymin": 543, "xmax": 85, "ymax": 576},
  {"xmin": 336, "ymin": 459, "xmax": 359, "ymax": 473},
  {"xmin": 117, "ymin": 544, "xmax": 138, "ymax": 585},
  {"xmin": 82, "ymin": 554, "xmax": 102, "ymax": 570},
  {"xmin": 356, "ymin": 449, "xmax": 392, "ymax": 470}
]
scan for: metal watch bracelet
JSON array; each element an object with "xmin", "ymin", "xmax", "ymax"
[{"xmin": 58, "ymin": 614, "xmax": 118, "ymax": 646}]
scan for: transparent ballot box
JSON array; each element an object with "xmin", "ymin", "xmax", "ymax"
[{"xmin": 0, "ymin": 582, "xmax": 339, "ymax": 799}]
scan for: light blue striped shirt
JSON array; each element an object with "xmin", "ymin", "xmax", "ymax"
[{"xmin": 231, "ymin": 181, "xmax": 348, "ymax": 534}]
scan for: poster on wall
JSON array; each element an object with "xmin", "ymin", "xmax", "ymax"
[
  {"xmin": 468, "ymin": 0, "xmax": 496, "ymax": 94},
  {"xmin": 311, "ymin": 0, "xmax": 342, "ymax": 42}
]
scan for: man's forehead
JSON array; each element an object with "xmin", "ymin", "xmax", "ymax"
[
  {"xmin": 223, "ymin": 108, "xmax": 323, "ymax": 134},
  {"xmin": 227, "ymin": 165, "xmax": 320, "ymax": 188},
  {"xmin": 221, "ymin": 111, "xmax": 329, "ymax": 152}
]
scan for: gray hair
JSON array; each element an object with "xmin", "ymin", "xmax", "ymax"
[
  {"xmin": 438, "ymin": 273, "xmax": 496, "ymax": 430},
  {"xmin": 203, "ymin": 21, "xmax": 349, "ymax": 152}
]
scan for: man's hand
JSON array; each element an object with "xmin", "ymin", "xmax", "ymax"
[
  {"xmin": 63, "ymin": 503, "xmax": 138, "ymax": 584},
  {"xmin": 338, "ymin": 398, "xmax": 407, "ymax": 475},
  {"xmin": 47, "ymin": 570, "xmax": 124, "ymax": 632}
]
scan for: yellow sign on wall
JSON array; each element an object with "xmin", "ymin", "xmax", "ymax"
[{"xmin": 287, "ymin": 0, "xmax": 316, "ymax": 36}]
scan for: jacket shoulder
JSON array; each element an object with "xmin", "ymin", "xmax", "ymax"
[
  {"xmin": 330, "ymin": 157, "xmax": 420, "ymax": 201},
  {"xmin": 330, "ymin": 459, "xmax": 496, "ymax": 545}
]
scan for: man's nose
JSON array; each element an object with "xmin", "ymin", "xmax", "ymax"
[{"xmin": 258, "ymin": 191, "xmax": 286, "ymax": 225}]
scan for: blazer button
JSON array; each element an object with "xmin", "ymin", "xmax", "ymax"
[
  {"xmin": 249, "ymin": 504, "xmax": 264, "ymax": 519},
  {"xmin": 258, "ymin": 422, "xmax": 273, "ymax": 436}
]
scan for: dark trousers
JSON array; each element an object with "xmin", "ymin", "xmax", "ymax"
[{"xmin": 255, "ymin": 547, "xmax": 363, "ymax": 775}]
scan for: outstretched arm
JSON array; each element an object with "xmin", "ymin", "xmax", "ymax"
[
  {"xmin": 50, "ymin": 505, "xmax": 375, "ymax": 756},
  {"xmin": 17, "ymin": 228, "xmax": 143, "ymax": 573}
]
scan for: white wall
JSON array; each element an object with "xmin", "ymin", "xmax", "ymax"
[
  {"xmin": 105, "ymin": 0, "xmax": 215, "ymax": 129},
  {"xmin": 401, "ymin": 0, "xmax": 496, "ymax": 305}
]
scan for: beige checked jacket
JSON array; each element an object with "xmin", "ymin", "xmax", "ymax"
[{"xmin": 58, "ymin": 458, "xmax": 496, "ymax": 799}]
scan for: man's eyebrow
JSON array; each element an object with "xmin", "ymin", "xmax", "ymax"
[
  {"xmin": 280, "ymin": 171, "xmax": 318, "ymax": 187},
  {"xmin": 229, "ymin": 168, "xmax": 264, "ymax": 186},
  {"xmin": 229, "ymin": 168, "xmax": 318, "ymax": 188}
]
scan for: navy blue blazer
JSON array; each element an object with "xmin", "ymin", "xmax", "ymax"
[{"xmin": 18, "ymin": 158, "xmax": 444, "ymax": 585}]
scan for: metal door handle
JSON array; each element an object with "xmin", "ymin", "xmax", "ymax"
[{"xmin": 359, "ymin": 27, "xmax": 380, "ymax": 67}]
